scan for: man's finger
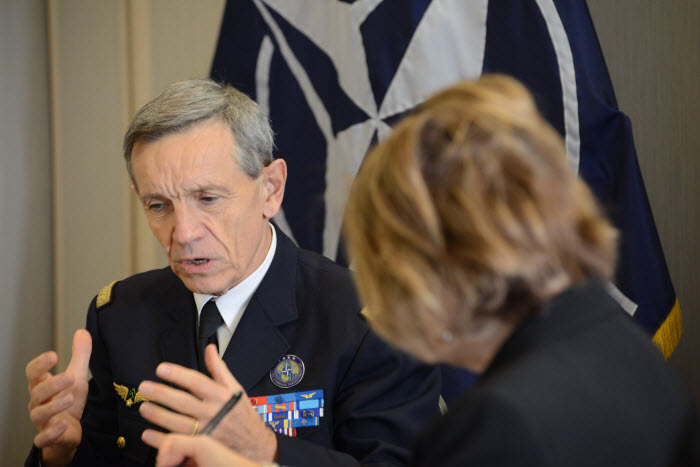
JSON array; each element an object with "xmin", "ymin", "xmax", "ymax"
[
  {"xmin": 33, "ymin": 420, "xmax": 68, "ymax": 449},
  {"xmin": 66, "ymin": 330, "xmax": 92, "ymax": 379},
  {"xmin": 29, "ymin": 373, "xmax": 74, "ymax": 409},
  {"xmin": 29, "ymin": 393, "xmax": 74, "ymax": 427},
  {"xmin": 26, "ymin": 351, "xmax": 58, "ymax": 387},
  {"xmin": 138, "ymin": 381, "xmax": 203, "ymax": 417},
  {"xmin": 141, "ymin": 428, "xmax": 167, "ymax": 449},
  {"xmin": 154, "ymin": 362, "xmax": 227, "ymax": 401},
  {"xmin": 139, "ymin": 401, "xmax": 199, "ymax": 434},
  {"xmin": 205, "ymin": 344, "xmax": 240, "ymax": 390}
]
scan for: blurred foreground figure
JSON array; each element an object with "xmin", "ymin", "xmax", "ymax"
[
  {"xmin": 148, "ymin": 75, "xmax": 700, "ymax": 466},
  {"xmin": 345, "ymin": 74, "xmax": 700, "ymax": 467}
]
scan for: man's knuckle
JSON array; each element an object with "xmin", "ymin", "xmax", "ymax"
[
  {"xmin": 37, "ymin": 429, "xmax": 56, "ymax": 447},
  {"xmin": 29, "ymin": 410, "xmax": 42, "ymax": 427},
  {"xmin": 31, "ymin": 388, "xmax": 46, "ymax": 406}
]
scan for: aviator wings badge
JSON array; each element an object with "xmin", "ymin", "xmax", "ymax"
[{"xmin": 113, "ymin": 382, "xmax": 149, "ymax": 408}]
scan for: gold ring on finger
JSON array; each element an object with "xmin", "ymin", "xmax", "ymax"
[{"xmin": 191, "ymin": 419, "xmax": 199, "ymax": 436}]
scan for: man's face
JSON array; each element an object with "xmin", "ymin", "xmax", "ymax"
[{"xmin": 131, "ymin": 118, "xmax": 285, "ymax": 295}]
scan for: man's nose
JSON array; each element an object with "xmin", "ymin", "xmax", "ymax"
[{"xmin": 171, "ymin": 205, "xmax": 205, "ymax": 245}]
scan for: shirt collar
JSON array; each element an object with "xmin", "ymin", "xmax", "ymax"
[{"xmin": 193, "ymin": 223, "xmax": 277, "ymax": 331}]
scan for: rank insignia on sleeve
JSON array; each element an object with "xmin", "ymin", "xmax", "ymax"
[
  {"xmin": 113, "ymin": 382, "xmax": 149, "ymax": 408},
  {"xmin": 96, "ymin": 281, "xmax": 118, "ymax": 309},
  {"xmin": 270, "ymin": 355, "xmax": 305, "ymax": 388}
]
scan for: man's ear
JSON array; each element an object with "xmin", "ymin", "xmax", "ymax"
[{"xmin": 261, "ymin": 159, "xmax": 287, "ymax": 219}]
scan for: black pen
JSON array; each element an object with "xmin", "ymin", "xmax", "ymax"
[
  {"xmin": 176, "ymin": 390, "xmax": 243, "ymax": 466},
  {"xmin": 200, "ymin": 390, "xmax": 243, "ymax": 435}
]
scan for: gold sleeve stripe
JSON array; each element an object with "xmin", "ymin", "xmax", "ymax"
[
  {"xmin": 652, "ymin": 299, "xmax": 682, "ymax": 359},
  {"xmin": 96, "ymin": 281, "xmax": 118, "ymax": 309}
]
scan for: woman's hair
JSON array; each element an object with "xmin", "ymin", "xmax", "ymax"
[{"xmin": 344, "ymin": 75, "xmax": 618, "ymax": 361}]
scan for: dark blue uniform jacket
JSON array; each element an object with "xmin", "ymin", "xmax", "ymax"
[{"xmin": 28, "ymin": 227, "xmax": 441, "ymax": 466}]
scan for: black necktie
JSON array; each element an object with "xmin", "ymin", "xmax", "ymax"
[{"xmin": 198, "ymin": 300, "xmax": 223, "ymax": 376}]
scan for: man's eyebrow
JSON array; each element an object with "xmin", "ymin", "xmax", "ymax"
[
  {"xmin": 189, "ymin": 184, "xmax": 232, "ymax": 194},
  {"xmin": 138, "ymin": 185, "xmax": 234, "ymax": 203}
]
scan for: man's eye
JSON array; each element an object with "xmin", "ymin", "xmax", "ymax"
[
  {"xmin": 147, "ymin": 202, "xmax": 166, "ymax": 211},
  {"xmin": 200, "ymin": 196, "xmax": 219, "ymax": 204}
]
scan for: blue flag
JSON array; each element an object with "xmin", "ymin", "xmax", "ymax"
[{"xmin": 211, "ymin": 1, "xmax": 681, "ymax": 377}]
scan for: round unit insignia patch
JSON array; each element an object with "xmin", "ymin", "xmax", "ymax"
[{"xmin": 270, "ymin": 355, "xmax": 305, "ymax": 388}]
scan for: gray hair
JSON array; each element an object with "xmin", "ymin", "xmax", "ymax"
[{"xmin": 123, "ymin": 78, "xmax": 274, "ymax": 184}]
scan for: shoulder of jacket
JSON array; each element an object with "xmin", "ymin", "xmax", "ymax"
[{"xmin": 94, "ymin": 266, "xmax": 175, "ymax": 310}]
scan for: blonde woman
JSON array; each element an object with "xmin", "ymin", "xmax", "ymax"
[{"xmin": 344, "ymin": 75, "xmax": 699, "ymax": 466}]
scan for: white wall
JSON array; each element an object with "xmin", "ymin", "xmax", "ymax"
[{"xmin": 0, "ymin": 1, "xmax": 53, "ymax": 464}]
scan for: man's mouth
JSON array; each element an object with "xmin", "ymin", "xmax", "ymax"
[{"xmin": 182, "ymin": 258, "xmax": 209, "ymax": 265}]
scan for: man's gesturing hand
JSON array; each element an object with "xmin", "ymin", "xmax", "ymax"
[
  {"xmin": 139, "ymin": 344, "xmax": 278, "ymax": 463},
  {"xmin": 26, "ymin": 329, "xmax": 92, "ymax": 466}
]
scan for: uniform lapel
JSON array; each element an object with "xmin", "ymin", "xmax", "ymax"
[
  {"xmin": 159, "ymin": 271, "xmax": 199, "ymax": 370},
  {"xmin": 222, "ymin": 225, "xmax": 299, "ymax": 391}
]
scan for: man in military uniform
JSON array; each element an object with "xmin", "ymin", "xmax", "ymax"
[{"xmin": 25, "ymin": 79, "xmax": 440, "ymax": 466}]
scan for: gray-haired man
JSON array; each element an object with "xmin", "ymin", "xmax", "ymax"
[{"xmin": 25, "ymin": 79, "xmax": 440, "ymax": 466}]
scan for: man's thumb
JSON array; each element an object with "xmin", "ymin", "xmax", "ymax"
[
  {"xmin": 67, "ymin": 329, "xmax": 92, "ymax": 379},
  {"xmin": 205, "ymin": 344, "xmax": 237, "ymax": 388}
]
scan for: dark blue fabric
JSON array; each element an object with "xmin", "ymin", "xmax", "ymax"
[
  {"xmin": 266, "ymin": 45, "xmax": 328, "ymax": 253},
  {"xmin": 482, "ymin": 0, "xmax": 565, "ymax": 137},
  {"xmin": 210, "ymin": 0, "xmax": 265, "ymax": 97},
  {"xmin": 440, "ymin": 366, "xmax": 479, "ymax": 406}
]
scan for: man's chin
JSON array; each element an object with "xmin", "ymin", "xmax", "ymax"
[
  {"xmin": 171, "ymin": 263, "xmax": 239, "ymax": 295},
  {"xmin": 175, "ymin": 275, "xmax": 230, "ymax": 296}
]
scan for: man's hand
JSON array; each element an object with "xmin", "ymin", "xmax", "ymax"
[
  {"xmin": 143, "ymin": 431, "xmax": 262, "ymax": 467},
  {"xmin": 26, "ymin": 329, "xmax": 92, "ymax": 466},
  {"xmin": 139, "ymin": 345, "xmax": 278, "ymax": 463}
]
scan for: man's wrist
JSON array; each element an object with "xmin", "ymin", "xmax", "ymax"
[{"xmin": 40, "ymin": 445, "xmax": 77, "ymax": 467}]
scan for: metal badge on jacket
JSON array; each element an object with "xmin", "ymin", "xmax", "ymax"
[{"xmin": 270, "ymin": 355, "xmax": 305, "ymax": 388}]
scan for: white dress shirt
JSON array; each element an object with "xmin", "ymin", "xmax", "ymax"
[{"xmin": 193, "ymin": 223, "xmax": 277, "ymax": 357}]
